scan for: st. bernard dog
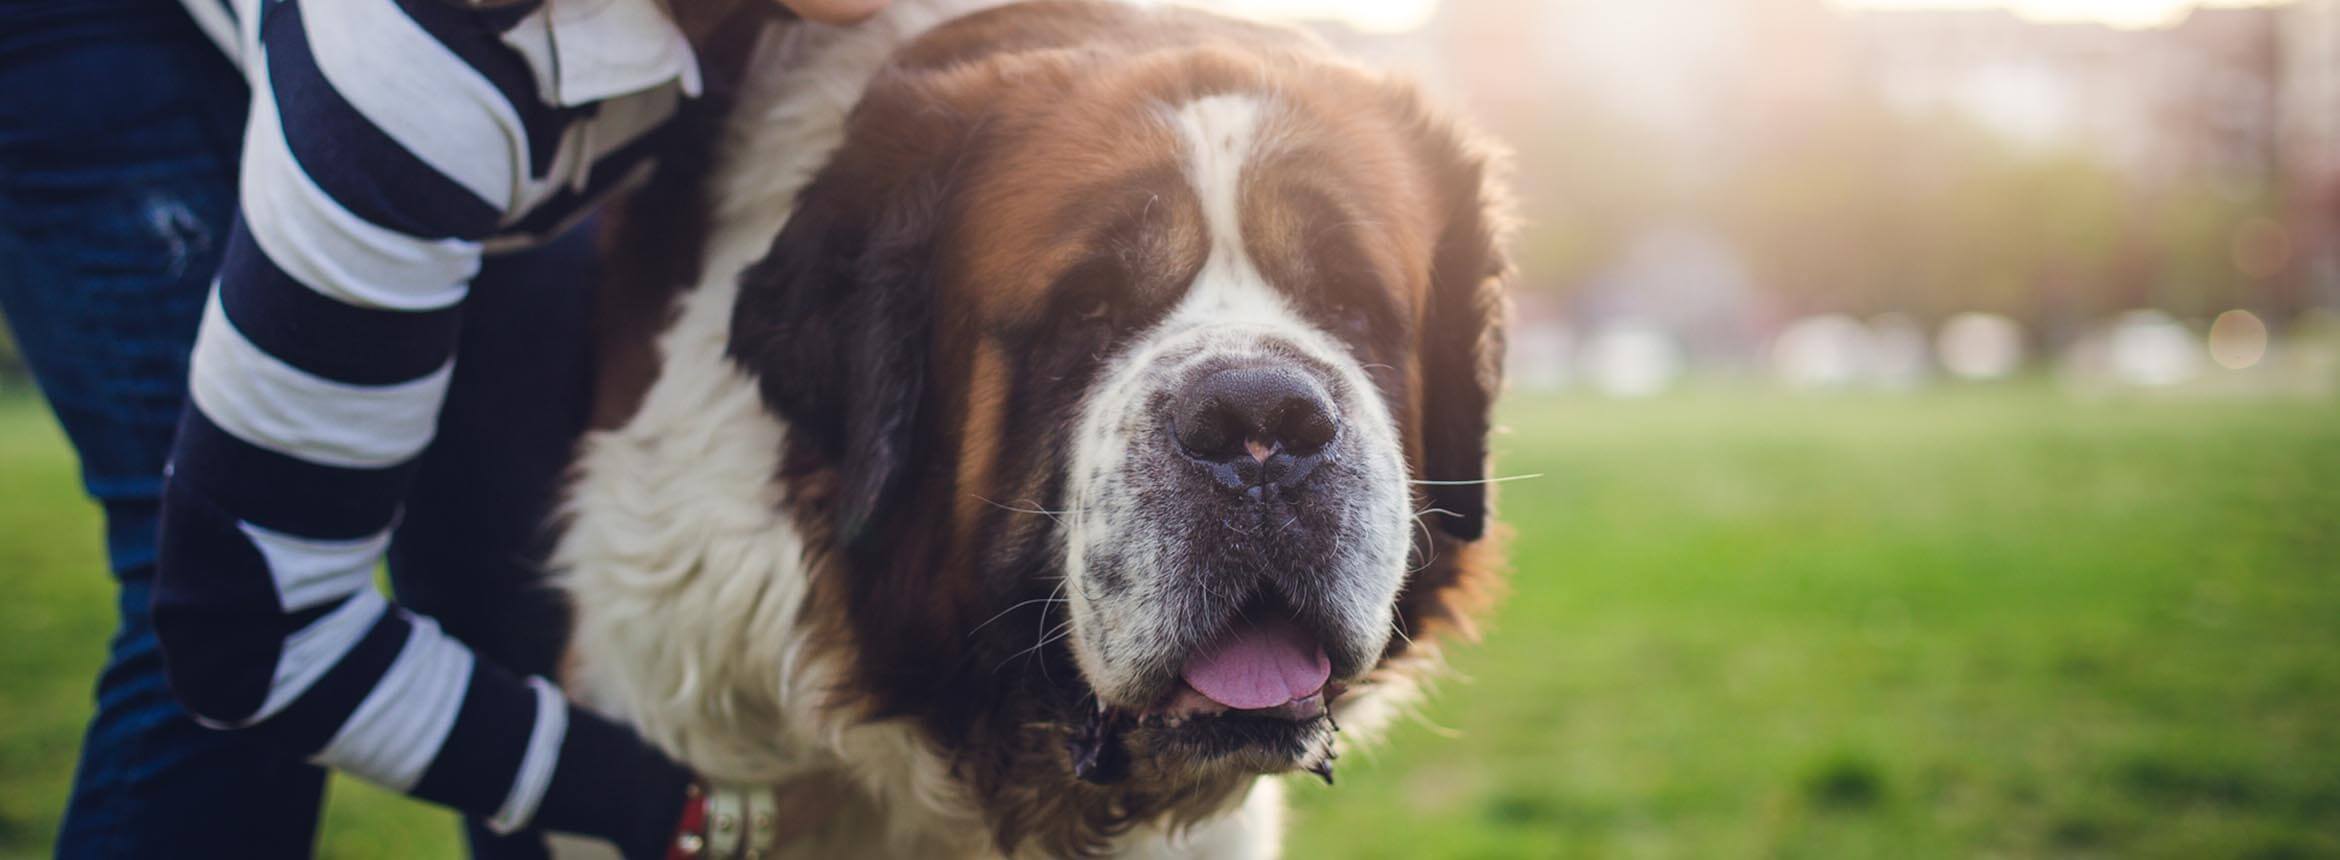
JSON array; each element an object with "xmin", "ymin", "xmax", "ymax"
[{"xmin": 554, "ymin": 0, "xmax": 1509, "ymax": 855}]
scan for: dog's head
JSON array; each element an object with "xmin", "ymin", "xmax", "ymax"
[{"xmin": 729, "ymin": 4, "xmax": 1506, "ymax": 852}]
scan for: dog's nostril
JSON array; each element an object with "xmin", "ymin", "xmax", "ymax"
[
  {"xmin": 1270, "ymin": 397, "xmax": 1337, "ymax": 456},
  {"xmin": 1173, "ymin": 366, "xmax": 1339, "ymax": 465}
]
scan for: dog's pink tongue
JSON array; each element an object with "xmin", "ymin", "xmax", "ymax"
[{"xmin": 1181, "ymin": 616, "xmax": 1332, "ymax": 711}]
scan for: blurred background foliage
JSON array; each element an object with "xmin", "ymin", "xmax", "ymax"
[
  {"xmin": 1262, "ymin": 0, "xmax": 2340, "ymax": 394},
  {"xmin": 1514, "ymin": 89, "xmax": 2286, "ymax": 330}
]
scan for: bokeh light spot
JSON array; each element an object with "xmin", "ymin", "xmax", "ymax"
[
  {"xmin": 1937, "ymin": 313, "xmax": 2026, "ymax": 381},
  {"xmin": 2208, "ymin": 309, "xmax": 2269, "ymax": 370}
]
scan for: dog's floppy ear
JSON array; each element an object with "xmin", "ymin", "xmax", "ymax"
[
  {"xmin": 1410, "ymin": 109, "xmax": 1510, "ymax": 542},
  {"xmin": 728, "ymin": 70, "xmax": 983, "ymax": 547}
]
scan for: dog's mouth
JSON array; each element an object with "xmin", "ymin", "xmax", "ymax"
[
  {"xmin": 1155, "ymin": 612, "xmax": 1333, "ymax": 721},
  {"xmin": 1067, "ymin": 603, "xmax": 1346, "ymax": 785}
]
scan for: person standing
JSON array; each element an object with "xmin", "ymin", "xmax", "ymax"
[{"xmin": 0, "ymin": 0, "xmax": 885, "ymax": 856}]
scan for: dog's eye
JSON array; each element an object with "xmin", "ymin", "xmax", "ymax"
[
  {"xmin": 1073, "ymin": 295, "xmax": 1115, "ymax": 323},
  {"xmin": 1054, "ymin": 260, "xmax": 1128, "ymax": 335},
  {"xmin": 1062, "ymin": 293, "xmax": 1124, "ymax": 340}
]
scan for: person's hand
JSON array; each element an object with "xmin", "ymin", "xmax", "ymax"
[{"xmin": 773, "ymin": 0, "xmax": 888, "ymax": 25}]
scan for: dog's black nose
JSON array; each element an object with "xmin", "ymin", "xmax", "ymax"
[{"xmin": 1173, "ymin": 366, "xmax": 1337, "ymax": 491}]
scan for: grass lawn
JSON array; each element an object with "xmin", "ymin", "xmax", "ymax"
[{"xmin": 2, "ymin": 385, "xmax": 2336, "ymax": 858}]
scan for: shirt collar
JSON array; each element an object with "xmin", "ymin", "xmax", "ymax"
[{"xmin": 502, "ymin": 0, "xmax": 704, "ymax": 108}]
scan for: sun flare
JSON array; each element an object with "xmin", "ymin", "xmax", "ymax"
[{"xmin": 1833, "ymin": 0, "xmax": 2289, "ymax": 29}]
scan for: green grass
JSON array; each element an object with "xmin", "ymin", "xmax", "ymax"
[
  {"xmin": 0, "ymin": 392, "xmax": 457, "ymax": 860},
  {"xmin": 1287, "ymin": 386, "xmax": 2340, "ymax": 859},
  {"xmin": 3, "ymin": 385, "xmax": 2337, "ymax": 858}
]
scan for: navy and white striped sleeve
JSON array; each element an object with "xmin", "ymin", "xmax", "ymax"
[{"xmin": 152, "ymin": 0, "xmax": 690, "ymax": 853}]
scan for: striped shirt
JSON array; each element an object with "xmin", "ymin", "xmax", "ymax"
[{"xmin": 154, "ymin": 0, "xmax": 703, "ymax": 851}]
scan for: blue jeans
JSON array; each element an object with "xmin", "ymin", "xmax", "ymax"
[{"xmin": 2, "ymin": 5, "xmax": 591, "ymax": 856}]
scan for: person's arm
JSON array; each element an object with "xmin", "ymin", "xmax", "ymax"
[{"xmin": 150, "ymin": 1, "xmax": 691, "ymax": 855}]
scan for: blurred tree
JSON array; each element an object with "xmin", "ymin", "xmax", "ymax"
[
  {"xmin": 1501, "ymin": 83, "xmax": 2289, "ymax": 343},
  {"xmin": 2134, "ymin": 181, "xmax": 2283, "ymax": 320},
  {"xmin": 1499, "ymin": 93, "xmax": 1675, "ymax": 294}
]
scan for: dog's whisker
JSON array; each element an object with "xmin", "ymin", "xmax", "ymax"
[
  {"xmin": 1406, "ymin": 508, "xmax": 1442, "ymax": 574},
  {"xmin": 966, "ymin": 597, "xmax": 1071, "ymax": 639},
  {"xmin": 1407, "ymin": 473, "xmax": 1543, "ymax": 486},
  {"xmin": 1014, "ymin": 578, "xmax": 1075, "ymax": 681},
  {"xmin": 998, "ymin": 620, "xmax": 1076, "ymax": 674},
  {"xmin": 1389, "ymin": 614, "xmax": 1416, "ymax": 648},
  {"xmin": 970, "ymin": 494, "xmax": 1077, "ymax": 525}
]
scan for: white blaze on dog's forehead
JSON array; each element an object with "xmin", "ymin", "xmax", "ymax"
[
  {"xmin": 1172, "ymin": 95, "xmax": 1257, "ymax": 263},
  {"xmin": 1166, "ymin": 94, "xmax": 1290, "ymax": 326}
]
